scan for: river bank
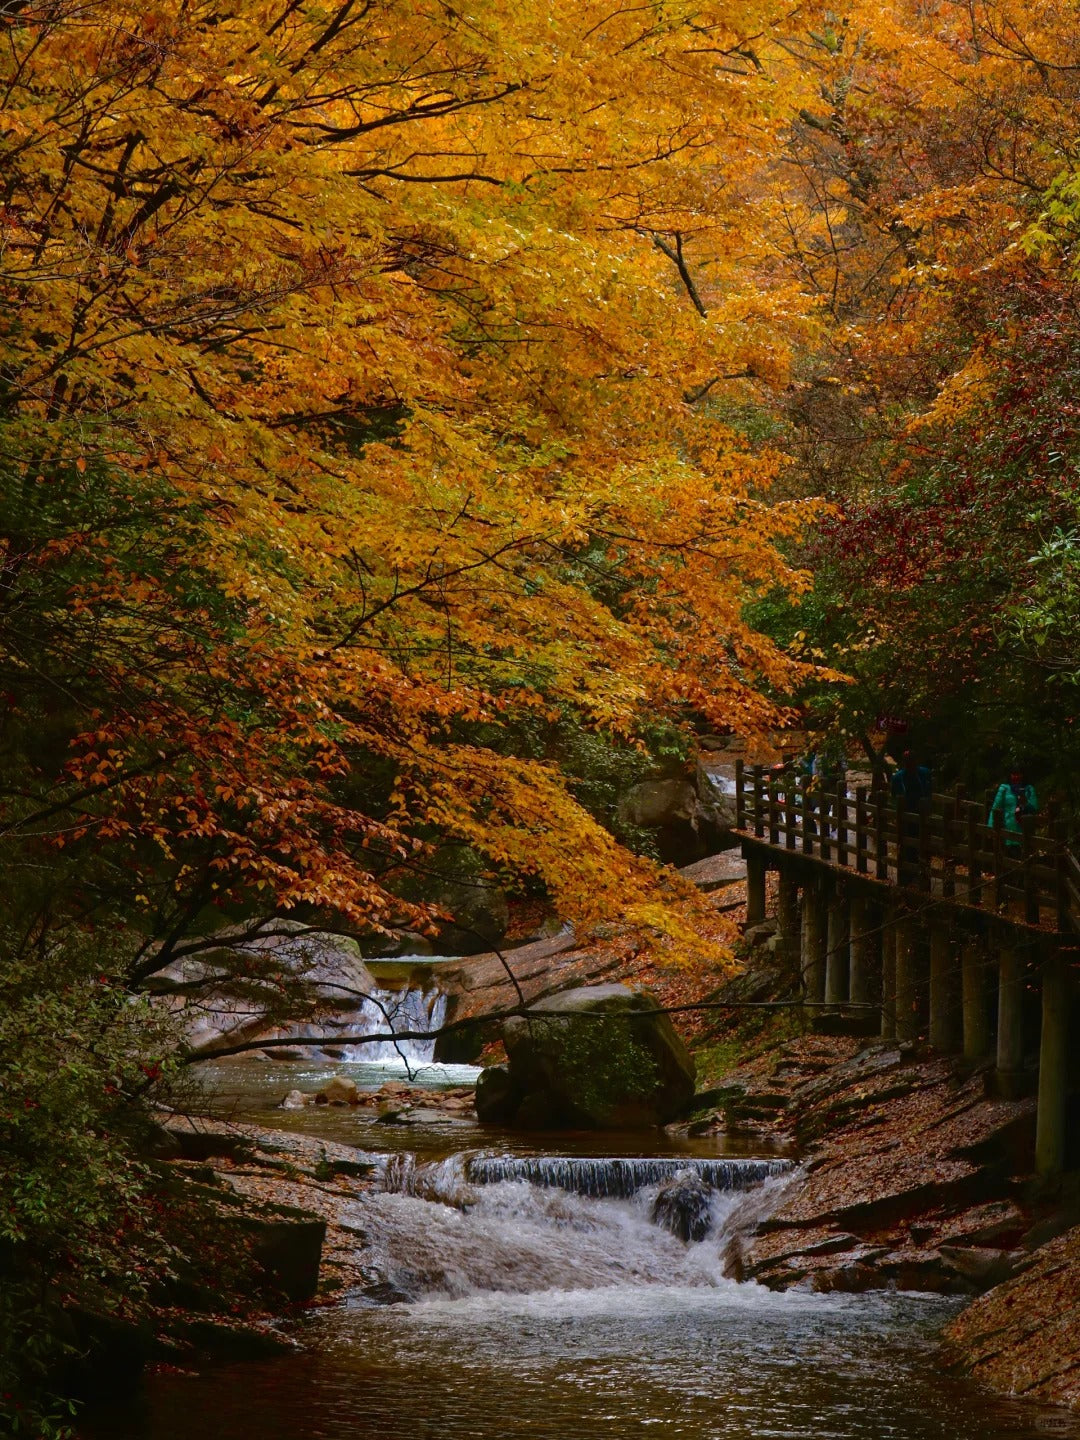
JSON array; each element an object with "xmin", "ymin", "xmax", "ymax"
[{"xmin": 76, "ymin": 1059, "xmax": 1080, "ymax": 1440}]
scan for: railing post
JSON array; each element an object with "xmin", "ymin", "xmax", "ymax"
[
  {"xmin": 752, "ymin": 765, "xmax": 765, "ymax": 839},
  {"xmin": 966, "ymin": 804, "xmax": 982, "ymax": 908},
  {"xmin": 835, "ymin": 776, "xmax": 849, "ymax": 868},
  {"xmin": 768, "ymin": 776, "xmax": 781, "ymax": 846},
  {"xmin": 784, "ymin": 777, "xmax": 797, "ymax": 852},
  {"xmin": 918, "ymin": 799, "xmax": 932, "ymax": 891},
  {"xmin": 992, "ymin": 808, "xmax": 1006, "ymax": 912},
  {"xmin": 1022, "ymin": 814, "xmax": 1039, "ymax": 926},
  {"xmin": 996, "ymin": 939, "xmax": 1025, "ymax": 1097},
  {"xmin": 961, "ymin": 937, "xmax": 992, "ymax": 1061},
  {"xmin": 1036, "ymin": 947, "xmax": 1069, "ymax": 1179},
  {"xmin": 895, "ymin": 797, "xmax": 909, "ymax": 886},
  {"xmin": 874, "ymin": 797, "xmax": 888, "ymax": 881},
  {"xmin": 854, "ymin": 786, "xmax": 868, "ymax": 875},
  {"xmin": 801, "ymin": 773, "xmax": 815, "ymax": 856},
  {"xmin": 942, "ymin": 798, "xmax": 956, "ymax": 899}
]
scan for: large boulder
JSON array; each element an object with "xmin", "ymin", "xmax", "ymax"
[
  {"xmin": 615, "ymin": 778, "xmax": 708, "ymax": 864},
  {"xmin": 147, "ymin": 922, "xmax": 378, "ymax": 1057},
  {"xmin": 499, "ymin": 984, "xmax": 695, "ymax": 1129}
]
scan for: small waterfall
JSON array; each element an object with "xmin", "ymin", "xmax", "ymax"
[
  {"xmin": 347, "ymin": 1148, "xmax": 798, "ymax": 1305},
  {"xmin": 462, "ymin": 1154, "xmax": 791, "ymax": 1198},
  {"xmin": 342, "ymin": 986, "xmax": 446, "ymax": 1064}
]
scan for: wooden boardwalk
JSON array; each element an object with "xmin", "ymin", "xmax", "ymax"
[{"xmin": 733, "ymin": 762, "xmax": 1079, "ymax": 937}]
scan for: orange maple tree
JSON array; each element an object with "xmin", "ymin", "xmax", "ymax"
[{"xmin": 0, "ymin": 0, "xmax": 824, "ymax": 972}]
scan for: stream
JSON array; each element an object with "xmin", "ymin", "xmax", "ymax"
[{"xmin": 82, "ymin": 981, "xmax": 1079, "ymax": 1440}]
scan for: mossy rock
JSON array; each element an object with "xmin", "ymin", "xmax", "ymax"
[{"xmin": 502, "ymin": 984, "xmax": 695, "ymax": 1129}]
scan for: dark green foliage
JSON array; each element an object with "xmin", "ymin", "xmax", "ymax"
[
  {"xmin": 0, "ymin": 931, "xmax": 179, "ymax": 1437},
  {"xmin": 528, "ymin": 1013, "xmax": 661, "ymax": 1117}
]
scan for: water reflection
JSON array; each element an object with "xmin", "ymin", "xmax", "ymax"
[{"xmin": 81, "ymin": 1285, "xmax": 1076, "ymax": 1440}]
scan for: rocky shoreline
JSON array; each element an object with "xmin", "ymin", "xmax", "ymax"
[
  {"xmin": 678, "ymin": 1027, "xmax": 1080, "ymax": 1413},
  {"xmin": 138, "ymin": 948, "xmax": 1080, "ymax": 1422}
]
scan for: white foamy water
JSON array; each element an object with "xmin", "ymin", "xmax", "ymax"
[
  {"xmin": 341, "ymin": 984, "xmax": 448, "ymax": 1064},
  {"xmin": 345, "ymin": 1156, "xmax": 797, "ymax": 1303},
  {"xmin": 80, "ymin": 1147, "xmax": 1080, "ymax": 1440}
]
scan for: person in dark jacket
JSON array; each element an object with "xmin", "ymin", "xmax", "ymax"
[
  {"xmin": 891, "ymin": 751, "xmax": 931, "ymax": 871},
  {"xmin": 890, "ymin": 751, "xmax": 932, "ymax": 803}
]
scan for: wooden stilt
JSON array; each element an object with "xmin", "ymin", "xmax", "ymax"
[
  {"xmin": 1036, "ymin": 948, "xmax": 1069, "ymax": 1178},
  {"xmin": 961, "ymin": 938, "xmax": 991, "ymax": 1061},
  {"xmin": 996, "ymin": 942, "xmax": 1025, "ymax": 1097},
  {"xmin": 895, "ymin": 917, "xmax": 920, "ymax": 1043}
]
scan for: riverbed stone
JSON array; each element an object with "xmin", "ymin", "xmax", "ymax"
[
  {"xmin": 651, "ymin": 1172, "xmax": 714, "ymax": 1242},
  {"xmin": 318, "ymin": 1075, "xmax": 361, "ymax": 1105},
  {"xmin": 501, "ymin": 983, "xmax": 696, "ymax": 1129}
]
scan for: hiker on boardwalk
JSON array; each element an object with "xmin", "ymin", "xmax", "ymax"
[
  {"xmin": 989, "ymin": 766, "xmax": 1038, "ymax": 852},
  {"xmin": 890, "ymin": 751, "xmax": 932, "ymax": 804},
  {"xmin": 891, "ymin": 751, "xmax": 931, "ymax": 872}
]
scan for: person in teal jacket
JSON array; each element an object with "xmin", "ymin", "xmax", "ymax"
[{"xmin": 989, "ymin": 767, "xmax": 1038, "ymax": 851}]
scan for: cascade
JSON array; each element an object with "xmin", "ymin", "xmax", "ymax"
[
  {"xmin": 345, "ymin": 1148, "xmax": 798, "ymax": 1306},
  {"xmin": 462, "ymin": 1153, "xmax": 791, "ymax": 1198},
  {"xmin": 340, "ymin": 982, "xmax": 447, "ymax": 1064}
]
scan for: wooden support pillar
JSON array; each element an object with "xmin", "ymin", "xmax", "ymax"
[
  {"xmin": 848, "ymin": 893, "xmax": 874, "ymax": 1007},
  {"xmin": 880, "ymin": 909, "xmax": 897, "ymax": 1041},
  {"xmin": 825, "ymin": 886, "xmax": 849, "ymax": 1007},
  {"xmin": 961, "ymin": 938, "xmax": 991, "ymax": 1061},
  {"xmin": 746, "ymin": 851, "xmax": 767, "ymax": 929},
  {"xmin": 996, "ymin": 941, "xmax": 1025, "ymax": 1097},
  {"xmin": 1036, "ymin": 949, "xmax": 1069, "ymax": 1179},
  {"xmin": 776, "ymin": 870, "xmax": 801, "ymax": 974},
  {"xmin": 895, "ymin": 917, "xmax": 920, "ymax": 1044},
  {"xmin": 929, "ymin": 927, "xmax": 960, "ymax": 1053},
  {"xmin": 801, "ymin": 878, "xmax": 827, "ymax": 1006}
]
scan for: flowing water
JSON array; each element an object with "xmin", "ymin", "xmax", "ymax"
[
  {"xmin": 82, "ymin": 988, "xmax": 1080, "ymax": 1440},
  {"xmin": 83, "ymin": 1153, "xmax": 1078, "ymax": 1440}
]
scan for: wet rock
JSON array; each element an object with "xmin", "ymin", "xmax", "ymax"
[
  {"xmin": 280, "ymin": 1089, "xmax": 310, "ymax": 1110},
  {"xmin": 938, "ymin": 1245, "xmax": 1028, "ymax": 1291},
  {"xmin": 474, "ymin": 1063, "xmax": 520, "ymax": 1124},
  {"xmin": 743, "ymin": 921, "xmax": 778, "ymax": 948},
  {"xmin": 357, "ymin": 1280, "xmax": 413, "ymax": 1306},
  {"xmin": 944, "ymin": 1223, "xmax": 1080, "ymax": 1413},
  {"xmin": 164, "ymin": 1128, "xmax": 255, "ymax": 1163},
  {"xmin": 151, "ymin": 921, "xmax": 378, "ymax": 1056},
  {"xmin": 173, "ymin": 1319, "xmax": 298, "ymax": 1360},
  {"xmin": 502, "ymin": 983, "xmax": 696, "ymax": 1129},
  {"xmin": 232, "ymin": 1211, "xmax": 326, "ymax": 1302},
  {"xmin": 651, "ymin": 1172, "xmax": 715, "ymax": 1243},
  {"xmin": 677, "ymin": 852, "xmax": 747, "ymax": 892}
]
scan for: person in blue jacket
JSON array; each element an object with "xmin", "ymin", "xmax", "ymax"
[{"xmin": 989, "ymin": 766, "xmax": 1038, "ymax": 852}]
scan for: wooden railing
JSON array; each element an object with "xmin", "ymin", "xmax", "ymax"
[{"xmin": 734, "ymin": 762, "xmax": 1080, "ymax": 934}]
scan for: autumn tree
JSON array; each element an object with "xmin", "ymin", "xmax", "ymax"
[{"xmin": 745, "ymin": 0, "xmax": 1080, "ymax": 791}]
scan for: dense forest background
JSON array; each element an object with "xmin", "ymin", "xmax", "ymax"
[{"xmin": 2, "ymin": 0, "xmax": 1079, "ymax": 1430}]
